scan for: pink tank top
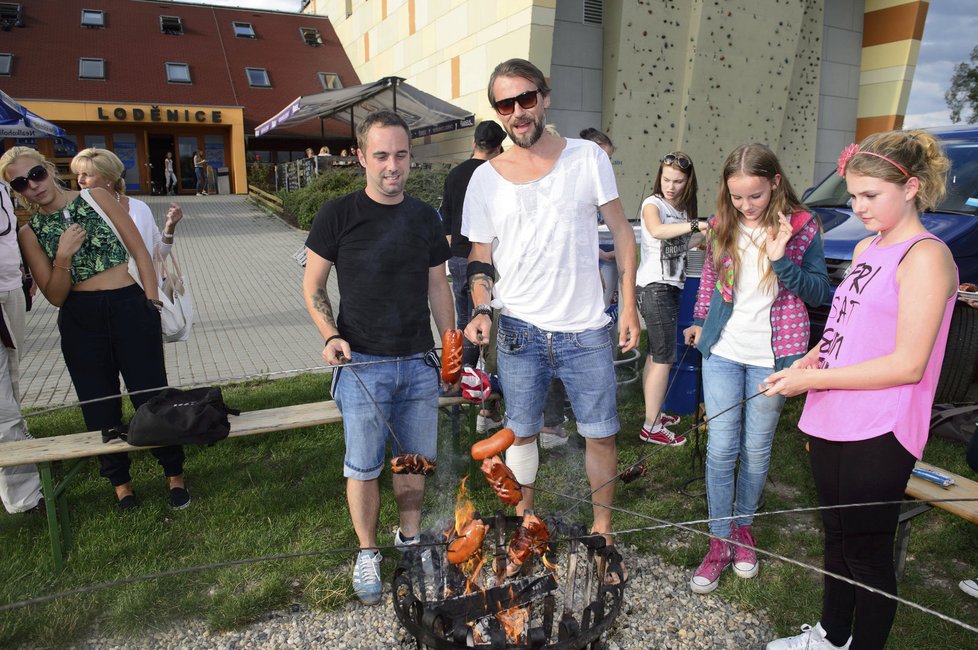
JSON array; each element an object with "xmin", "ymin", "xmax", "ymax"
[{"xmin": 798, "ymin": 233, "xmax": 957, "ymax": 458}]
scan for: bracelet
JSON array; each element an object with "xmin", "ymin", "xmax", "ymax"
[
  {"xmin": 53, "ymin": 262, "xmax": 71, "ymax": 271},
  {"xmin": 149, "ymin": 298, "xmax": 164, "ymax": 310},
  {"xmin": 324, "ymin": 334, "xmax": 343, "ymax": 347},
  {"xmin": 162, "ymin": 231, "xmax": 174, "ymax": 240}
]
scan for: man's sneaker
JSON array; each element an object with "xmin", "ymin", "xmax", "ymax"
[
  {"xmin": 766, "ymin": 622, "xmax": 851, "ymax": 650},
  {"xmin": 394, "ymin": 528, "xmax": 434, "ymax": 578},
  {"xmin": 352, "ymin": 549, "xmax": 383, "ymax": 605},
  {"xmin": 960, "ymin": 579, "xmax": 978, "ymax": 599},
  {"xmin": 731, "ymin": 524, "xmax": 758, "ymax": 578},
  {"xmin": 539, "ymin": 424, "xmax": 570, "ymax": 449},
  {"xmin": 689, "ymin": 537, "xmax": 732, "ymax": 594},
  {"xmin": 476, "ymin": 413, "xmax": 504, "ymax": 433},
  {"xmin": 659, "ymin": 413, "xmax": 681, "ymax": 427},
  {"xmin": 640, "ymin": 424, "xmax": 687, "ymax": 446}
]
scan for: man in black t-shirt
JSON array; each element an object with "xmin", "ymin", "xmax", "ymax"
[{"xmin": 302, "ymin": 110, "xmax": 453, "ymax": 606}]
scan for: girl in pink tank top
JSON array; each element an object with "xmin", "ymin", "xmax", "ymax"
[{"xmin": 764, "ymin": 131, "xmax": 958, "ymax": 650}]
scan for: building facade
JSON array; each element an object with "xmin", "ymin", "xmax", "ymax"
[{"xmin": 0, "ymin": 0, "xmax": 359, "ymax": 194}]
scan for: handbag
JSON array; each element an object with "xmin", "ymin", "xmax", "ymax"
[
  {"xmin": 124, "ymin": 387, "xmax": 239, "ymax": 447},
  {"xmin": 158, "ymin": 250, "xmax": 195, "ymax": 342}
]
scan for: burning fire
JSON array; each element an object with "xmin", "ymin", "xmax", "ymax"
[
  {"xmin": 496, "ymin": 606, "xmax": 529, "ymax": 644},
  {"xmin": 454, "ymin": 475, "xmax": 475, "ymax": 535}
]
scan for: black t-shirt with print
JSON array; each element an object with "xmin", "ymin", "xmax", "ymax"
[{"xmin": 305, "ymin": 190, "xmax": 450, "ymax": 356}]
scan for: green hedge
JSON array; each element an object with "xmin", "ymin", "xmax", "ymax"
[{"xmin": 281, "ymin": 165, "xmax": 450, "ymax": 230}]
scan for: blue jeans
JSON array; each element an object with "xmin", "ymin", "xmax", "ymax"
[
  {"xmin": 496, "ymin": 315, "xmax": 618, "ymax": 439},
  {"xmin": 195, "ymin": 167, "xmax": 205, "ymax": 193},
  {"xmin": 447, "ymin": 256, "xmax": 479, "ymax": 367},
  {"xmin": 702, "ymin": 354, "xmax": 786, "ymax": 537},
  {"xmin": 332, "ymin": 352, "xmax": 439, "ymax": 480}
]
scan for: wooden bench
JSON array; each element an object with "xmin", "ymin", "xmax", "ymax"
[
  {"xmin": 896, "ymin": 460, "xmax": 978, "ymax": 579},
  {"xmin": 0, "ymin": 396, "xmax": 470, "ymax": 572}
]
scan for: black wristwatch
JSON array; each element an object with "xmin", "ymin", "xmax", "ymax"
[
  {"xmin": 471, "ymin": 304, "xmax": 492, "ymax": 318},
  {"xmin": 690, "ymin": 218, "xmax": 701, "ymax": 232}
]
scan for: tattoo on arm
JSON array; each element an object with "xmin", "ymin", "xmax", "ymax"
[
  {"xmin": 471, "ymin": 273, "xmax": 494, "ymax": 296},
  {"xmin": 312, "ymin": 288, "xmax": 336, "ymax": 327}
]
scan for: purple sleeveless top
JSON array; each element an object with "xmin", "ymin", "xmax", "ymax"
[{"xmin": 799, "ymin": 234, "xmax": 957, "ymax": 458}]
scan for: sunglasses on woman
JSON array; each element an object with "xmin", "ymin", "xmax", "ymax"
[
  {"xmin": 493, "ymin": 90, "xmax": 540, "ymax": 116},
  {"xmin": 661, "ymin": 153, "xmax": 692, "ymax": 170},
  {"xmin": 8, "ymin": 165, "xmax": 49, "ymax": 193}
]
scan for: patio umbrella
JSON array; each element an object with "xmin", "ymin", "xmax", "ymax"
[
  {"xmin": 254, "ymin": 76, "xmax": 474, "ymax": 140},
  {"xmin": 0, "ymin": 89, "xmax": 66, "ymax": 138}
]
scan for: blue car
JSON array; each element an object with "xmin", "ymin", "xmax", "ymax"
[{"xmin": 804, "ymin": 125, "xmax": 978, "ymax": 401}]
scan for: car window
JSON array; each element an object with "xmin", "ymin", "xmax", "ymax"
[{"xmin": 805, "ymin": 138, "xmax": 978, "ymax": 214}]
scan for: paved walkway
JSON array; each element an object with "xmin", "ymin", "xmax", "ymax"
[{"xmin": 20, "ymin": 195, "xmax": 334, "ymax": 408}]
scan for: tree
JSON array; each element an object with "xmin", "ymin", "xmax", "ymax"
[{"xmin": 946, "ymin": 45, "xmax": 978, "ymax": 124}]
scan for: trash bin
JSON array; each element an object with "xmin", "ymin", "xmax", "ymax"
[{"xmin": 217, "ymin": 166, "xmax": 230, "ymax": 195}]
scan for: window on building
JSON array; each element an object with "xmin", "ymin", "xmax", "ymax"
[
  {"xmin": 232, "ymin": 21, "xmax": 255, "ymax": 38},
  {"xmin": 318, "ymin": 72, "xmax": 342, "ymax": 90},
  {"xmin": 246, "ymin": 67, "xmax": 271, "ymax": 88},
  {"xmin": 0, "ymin": 3, "xmax": 23, "ymax": 31},
  {"xmin": 81, "ymin": 9, "xmax": 104, "ymax": 28},
  {"xmin": 300, "ymin": 27, "xmax": 322, "ymax": 46},
  {"xmin": 165, "ymin": 62, "xmax": 191, "ymax": 84},
  {"xmin": 79, "ymin": 58, "xmax": 105, "ymax": 80},
  {"xmin": 0, "ymin": 53, "xmax": 11, "ymax": 76},
  {"xmin": 160, "ymin": 15, "xmax": 183, "ymax": 35}
]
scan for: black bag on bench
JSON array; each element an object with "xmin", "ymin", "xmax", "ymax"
[{"xmin": 123, "ymin": 387, "xmax": 240, "ymax": 447}]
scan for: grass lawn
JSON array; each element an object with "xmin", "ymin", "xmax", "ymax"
[{"xmin": 1, "ymin": 371, "xmax": 976, "ymax": 648}]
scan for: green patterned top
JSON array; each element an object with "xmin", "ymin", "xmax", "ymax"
[{"xmin": 29, "ymin": 193, "xmax": 128, "ymax": 284}]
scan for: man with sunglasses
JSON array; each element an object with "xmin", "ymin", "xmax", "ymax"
[
  {"xmin": 0, "ymin": 180, "xmax": 43, "ymax": 515},
  {"xmin": 461, "ymin": 58, "xmax": 640, "ymax": 543}
]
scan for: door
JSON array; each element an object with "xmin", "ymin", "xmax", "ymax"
[{"xmin": 148, "ymin": 135, "xmax": 176, "ymax": 195}]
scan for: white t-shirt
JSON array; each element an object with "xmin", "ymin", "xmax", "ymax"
[
  {"xmin": 636, "ymin": 195, "xmax": 690, "ymax": 289},
  {"xmin": 711, "ymin": 225, "xmax": 777, "ymax": 367},
  {"xmin": 0, "ymin": 183, "xmax": 22, "ymax": 292},
  {"xmin": 128, "ymin": 197, "xmax": 171, "ymax": 260},
  {"xmin": 462, "ymin": 139, "xmax": 618, "ymax": 332}
]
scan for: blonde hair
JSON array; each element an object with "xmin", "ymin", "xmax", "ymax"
[
  {"xmin": 844, "ymin": 129, "xmax": 950, "ymax": 212},
  {"xmin": 0, "ymin": 146, "xmax": 60, "ymax": 213},
  {"xmin": 712, "ymin": 143, "xmax": 805, "ymax": 290},
  {"xmin": 71, "ymin": 147, "xmax": 126, "ymax": 194}
]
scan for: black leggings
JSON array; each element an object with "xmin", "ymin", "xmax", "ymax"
[
  {"xmin": 809, "ymin": 433, "xmax": 915, "ymax": 650},
  {"xmin": 59, "ymin": 285, "xmax": 184, "ymax": 487}
]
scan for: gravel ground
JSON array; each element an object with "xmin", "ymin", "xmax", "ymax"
[{"xmin": 62, "ymin": 549, "xmax": 775, "ymax": 649}]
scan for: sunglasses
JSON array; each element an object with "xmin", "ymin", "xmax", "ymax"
[
  {"xmin": 493, "ymin": 89, "xmax": 540, "ymax": 116},
  {"xmin": 8, "ymin": 165, "xmax": 49, "ymax": 193},
  {"xmin": 661, "ymin": 153, "xmax": 692, "ymax": 170}
]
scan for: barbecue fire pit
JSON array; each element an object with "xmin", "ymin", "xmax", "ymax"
[{"xmin": 392, "ymin": 512, "xmax": 625, "ymax": 649}]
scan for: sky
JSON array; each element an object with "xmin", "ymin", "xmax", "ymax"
[
  {"xmin": 904, "ymin": 0, "xmax": 978, "ymax": 127},
  {"xmin": 181, "ymin": 0, "xmax": 974, "ymax": 126}
]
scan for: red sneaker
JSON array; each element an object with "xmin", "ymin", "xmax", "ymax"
[
  {"xmin": 731, "ymin": 524, "xmax": 758, "ymax": 578},
  {"xmin": 639, "ymin": 424, "xmax": 687, "ymax": 446},
  {"xmin": 689, "ymin": 537, "xmax": 733, "ymax": 594},
  {"xmin": 658, "ymin": 413, "xmax": 681, "ymax": 426}
]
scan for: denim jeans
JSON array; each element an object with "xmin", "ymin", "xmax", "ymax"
[
  {"xmin": 702, "ymin": 353, "xmax": 786, "ymax": 537},
  {"xmin": 496, "ymin": 315, "xmax": 618, "ymax": 439},
  {"xmin": 195, "ymin": 167, "xmax": 205, "ymax": 193},
  {"xmin": 332, "ymin": 352, "xmax": 439, "ymax": 480},
  {"xmin": 447, "ymin": 256, "xmax": 479, "ymax": 367}
]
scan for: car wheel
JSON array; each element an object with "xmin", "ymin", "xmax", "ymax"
[{"xmin": 935, "ymin": 301, "xmax": 978, "ymax": 403}]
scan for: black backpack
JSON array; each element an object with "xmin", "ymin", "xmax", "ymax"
[{"xmin": 120, "ymin": 387, "xmax": 240, "ymax": 447}]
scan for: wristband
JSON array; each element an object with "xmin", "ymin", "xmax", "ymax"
[
  {"xmin": 467, "ymin": 260, "xmax": 495, "ymax": 280},
  {"xmin": 472, "ymin": 304, "xmax": 492, "ymax": 318},
  {"xmin": 324, "ymin": 334, "xmax": 343, "ymax": 347}
]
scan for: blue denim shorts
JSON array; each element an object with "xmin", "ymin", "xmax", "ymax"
[
  {"xmin": 332, "ymin": 352, "xmax": 439, "ymax": 480},
  {"xmin": 637, "ymin": 283, "xmax": 680, "ymax": 364},
  {"xmin": 496, "ymin": 315, "xmax": 619, "ymax": 439}
]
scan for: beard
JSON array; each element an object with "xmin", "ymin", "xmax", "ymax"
[{"xmin": 507, "ymin": 114, "xmax": 545, "ymax": 148}]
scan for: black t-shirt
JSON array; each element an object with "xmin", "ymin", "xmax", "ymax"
[
  {"xmin": 305, "ymin": 190, "xmax": 451, "ymax": 356},
  {"xmin": 441, "ymin": 158, "xmax": 487, "ymax": 258}
]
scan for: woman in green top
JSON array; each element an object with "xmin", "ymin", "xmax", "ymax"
[{"xmin": 1, "ymin": 147, "xmax": 190, "ymax": 511}]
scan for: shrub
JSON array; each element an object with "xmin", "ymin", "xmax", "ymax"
[{"xmin": 247, "ymin": 162, "xmax": 275, "ymax": 194}]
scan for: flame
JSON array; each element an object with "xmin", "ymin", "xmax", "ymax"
[
  {"xmin": 454, "ymin": 475, "xmax": 475, "ymax": 535},
  {"xmin": 496, "ymin": 606, "xmax": 529, "ymax": 644}
]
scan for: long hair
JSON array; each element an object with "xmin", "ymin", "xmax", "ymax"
[
  {"xmin": 0, "ymin": 146, "xmax": 61, "ymax": 213},
  {"xmin": 70, "ymin": 147, "xmax": 126, "ymax": 194},
  {"xmin": 712, "ymin": 143, "xmax": 804, "ymax": 290},
  {"xmin": 487, "ymin": 58, "xmax": 551, "ymax": 105},
  {"xmin": 651, "ymin": 151, "xmax": 698, "ymax": 220}
]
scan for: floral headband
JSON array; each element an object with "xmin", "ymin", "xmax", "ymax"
[{"xmin": 836, "ymin": 143, "xmax": 910, "ymax": 178}]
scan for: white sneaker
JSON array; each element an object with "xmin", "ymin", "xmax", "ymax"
[
  {"xmin": 476, "ymin": 414, "xmax": 504, "ymax": 433},
  {"xmin": 960, "ymin": 579, "xmax": 978, "ymax": 599},
  {"xmin": 766, "ymin": 623, "xmax": 851, "ymax": 650},
  {"xmin": 539, "ymin": 424, "xmax": 569, "ymax": 449},
  {"xmin": 351, "ymin": 549, "xmax": 383, "ymax": 605},
  {"xmin": 394, "ymin": 528, "xmax": 433, "ymax": 578}
]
